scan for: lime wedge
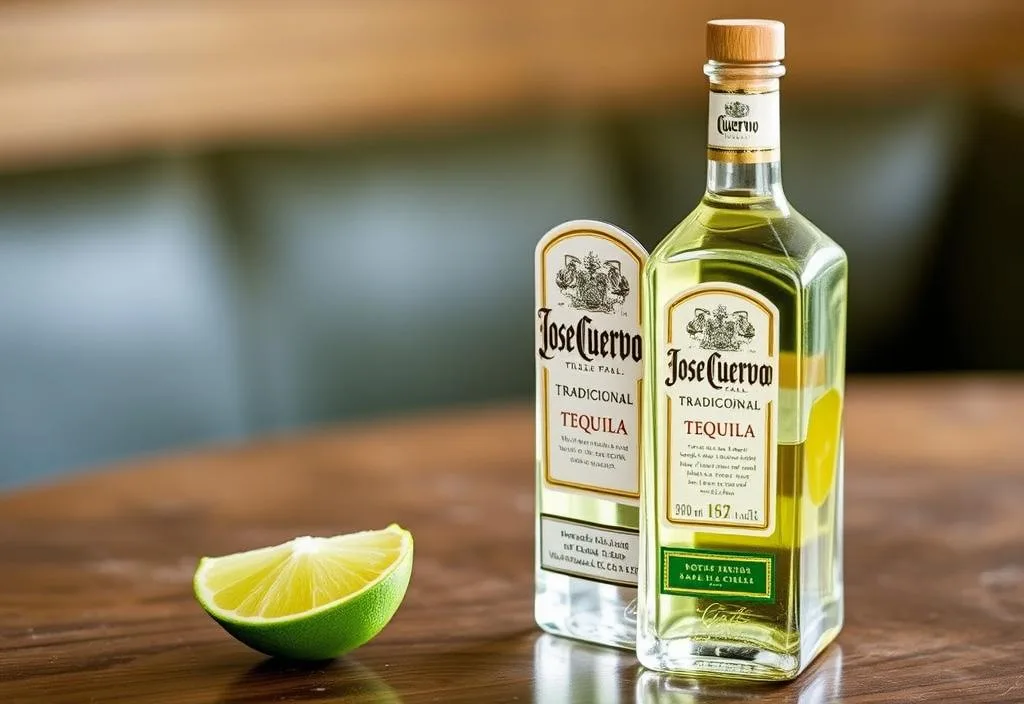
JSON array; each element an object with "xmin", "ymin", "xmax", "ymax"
[{"xmin": 194, "ymin": 524, "xmax": 413, "ymax": 660}]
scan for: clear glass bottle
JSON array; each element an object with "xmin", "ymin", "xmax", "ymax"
[
  {"xmin": 534, "ymin": 220, "xmax": 648, "ymax": 649},
  {"xmin": 638, "ymin": 20, "xmax": 847, "ymax": 680}
]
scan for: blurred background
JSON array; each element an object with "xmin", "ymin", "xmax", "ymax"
[{"xmin": 1, "ymin": 0, "xmax": 1022, "ymax": 488}]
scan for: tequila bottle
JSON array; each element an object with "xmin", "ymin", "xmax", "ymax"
[
  {"xmin": 535, "ymin": 220, "xmax": 647, "ymax": 649},
  {"xmin": 638, "ymin": 20, "xmax": 847, "ymax": 680}
]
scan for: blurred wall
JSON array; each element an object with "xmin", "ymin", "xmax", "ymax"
[{"xmin": 0, "ymin": 1, "xmax": 1022, "ymax": 487}]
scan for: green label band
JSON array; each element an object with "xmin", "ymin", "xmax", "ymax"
[{"xmin": 660, "ymin": 547, "xmax": 775, "ymax": 602}]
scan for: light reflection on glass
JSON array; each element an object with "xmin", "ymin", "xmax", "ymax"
[{"xmin": 533, "ymin": 634, "xmax": 641, "ymax": 704}]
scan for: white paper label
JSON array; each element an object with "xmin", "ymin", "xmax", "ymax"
[
  {"xmin": 539, "ymin": 515, "xmax": 639, "ymax": 587},
  {"xmin": 661, "ymin": 283, "xmax": 779, "ymax": 536},
  {"xmin": 536, "ymin": 222, "xmax": 646, "ymax": 502},
  {"xmin": 707, "ymin": 91, "xmax": 780, "ymax": 152}
]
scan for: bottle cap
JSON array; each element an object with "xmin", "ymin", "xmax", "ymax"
[{"xmin": 707, "ymin": 19, "xmax": 785, "ymax": 63}]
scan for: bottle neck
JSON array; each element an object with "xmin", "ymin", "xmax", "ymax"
[
  {"xmin": 706, "ymin": 160, "xmax": 782, "ymax": 199},
  {"xmin": 703, "ymin": 60, "xmax": 785, "ymax": 200}
]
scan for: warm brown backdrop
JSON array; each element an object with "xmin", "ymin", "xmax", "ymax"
[{"xmin": 1, "ymin": 0, "xmax": 1021, "ymax": 169}]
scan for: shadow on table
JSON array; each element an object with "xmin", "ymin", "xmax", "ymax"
[
  {"xmin": 218, "ymin": 657, "xmax": 402, "ymax": 704},
  {"xmin": 533, "ymin": 634, "xmax": 843, "ymax": 703},
  {"xmin": 533, "ymin": 634, "xmax": 641, "ymax": 702},
  {"xmin": 215, "ymin": 634, "xmax": 842, "ymax": 703}
]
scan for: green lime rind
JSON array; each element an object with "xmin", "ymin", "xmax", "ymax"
[{"xmin": 194, "ymin": 531, "xmax": 413, "ymax": 661}]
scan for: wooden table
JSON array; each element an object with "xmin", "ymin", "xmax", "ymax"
[{"xmin": 1, "ymin": 378, "xmax": 1022, "ymax": 703}]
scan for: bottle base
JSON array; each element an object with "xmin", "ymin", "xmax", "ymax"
[
  {"xmin": 535, "ymin": 569, "xmax": 636, "ymax": 650},
  {"xmin": 637, "ymin": 608, "xmax": 842, "ymax": 682},
  {"xmin": 635, "ymin": 642, "xmax": 844, "ymax": 702},
  {"xmin": 638, "ymin": 636, "xmax": 800, "ymax": 681}
]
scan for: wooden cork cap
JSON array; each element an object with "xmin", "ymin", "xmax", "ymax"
[{"xmin": 707, "ymin": 19, "xmax": 785, "ymax": 63}]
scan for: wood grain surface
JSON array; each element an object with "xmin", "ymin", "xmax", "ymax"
[
  {"xmin": 1, "ymin": 377, "xmax": 1023, "ymax": 703},
  {"xmin": 0, "ymin": 0, "xmax": 1022, "ymax": 170}
]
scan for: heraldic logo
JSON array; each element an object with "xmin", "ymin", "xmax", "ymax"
[
  {"xmin": 723, "ymin": 101, "xmax": 751, "ymax": 118},
  {"xmin": 555, "ymin": 251, "xmax": 631, "ymax": 314},
  {"xmin": 686, "ymin": 304, "xmax": 756, "ymax": 351}
]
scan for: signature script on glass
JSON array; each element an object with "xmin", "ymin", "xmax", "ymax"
[{"xmin": 701, "ymin": 603, "xmax": 757, "ymax": 630}]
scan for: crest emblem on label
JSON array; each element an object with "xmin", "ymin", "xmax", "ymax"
[
  {"xmin": 686, "ymin": 304, "xmax": 756, "ymax": 350},
  {"xmin": 556, "ymin": 251, "xmax": 631, "ymax": 314},
  {"xmin": 723, "ymin": 101, "xmax": 750, "ymax": 118}
]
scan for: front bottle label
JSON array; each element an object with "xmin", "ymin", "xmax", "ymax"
[
  {"xmin": 662, "ymin": 283, "xmax": 779, "ymax": 535},
  {"xmin": 536, "ymin": 222, "xmax": 647, "ymax": 502}
]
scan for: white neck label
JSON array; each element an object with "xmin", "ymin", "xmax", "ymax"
[{"xmin": 707, "ymin": 92, "xmax": 780, "ymax": 153}]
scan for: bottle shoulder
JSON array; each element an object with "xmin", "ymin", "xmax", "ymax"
[
  {"xmin": 646, "ymin": 194, "xmax": 846, "ymax": 285},
  {"xmin": 785, "ymin": 202, "xmax": 847, "ymax": 260}
]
